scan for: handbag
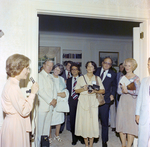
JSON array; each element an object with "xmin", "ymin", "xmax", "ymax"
[
  {"xmin": 56, "ymin": 98, "xmax": 70, "ymax": 113},
  {"xmin": 95, "ymin": 76, "xmax": 105, "ymax": 106},
  {"xmin": 127, "ymin": 82, "xmax": 136, "ymax": 90},
  {"xmin": 41, "ymin": 135, "xmax": 49, "ymax": 147}
]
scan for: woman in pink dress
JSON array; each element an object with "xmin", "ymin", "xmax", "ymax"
[{"xmin": 0, "ymin": 54, "xmax": 39, "ymax": 147}]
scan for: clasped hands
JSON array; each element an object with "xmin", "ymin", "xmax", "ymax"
[
  {"xmin": 50, "ymin": 92, "xmax": 66, "ymax": 107},
  {"xmin": 50, "ymin": 99, "xmax": 57, "ymax": 107}
]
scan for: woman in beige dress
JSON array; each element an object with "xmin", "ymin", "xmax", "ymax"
[
  {"xmin": 75, "ymin": 61, "xmax": 105, "ymax": 147},
  {"xmin": 0, "ymin": 54, "xmax": 39, "ymax": 147},
  {"xmin": 116, "ymin": 58, "xmax": 140, "ymax": 147}
]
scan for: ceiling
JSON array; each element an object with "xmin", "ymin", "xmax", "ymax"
[{"xmin": 38, "ymin": 15, "xmax": 140, "ymax": 37}]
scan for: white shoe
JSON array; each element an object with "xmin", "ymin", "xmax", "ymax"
[
  {"xmin": 49, "ymin": 138, "xmax": 52, "ymax": 144},
  {"xmin": 54, "ymin": 135, "xmax": 62, "ymax": 142}
]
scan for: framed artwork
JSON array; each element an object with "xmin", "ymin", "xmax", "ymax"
[{"xmin": 99, "ymin": 51, "xmax": 119, "ymax": 66}]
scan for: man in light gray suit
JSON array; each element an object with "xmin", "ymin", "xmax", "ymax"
[
  {"xmin": 135, "ymin": 57, "xmax": 150, "ymax": 147},
  {"xmin": 37, "ymin": 59, "xmax": 57, "ymax": 146}
]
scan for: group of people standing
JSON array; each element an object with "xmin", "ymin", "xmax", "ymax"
[
  {"xmin": 0, "ymin": 53, "xmax": 150, "ymax": 147},
  {"xmin": 37, "ymin": 57, "xmax": 117, "ymax": 147},
  {"xmin": 37, "ymin": 56, "xmax": 150, "ymax": 147}
]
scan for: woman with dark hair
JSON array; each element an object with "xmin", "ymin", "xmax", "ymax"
[
  {"xmin": 49, "ymin": 63, "xmax": 69, "ymax": 143},
  {"xmin": 0, "ymin": 54, "xmax": 39, "ymax": 147},
  {"xmin": 117, "ymin": 63, "xmax": 126, "ymax": 81},
  {"xmin": 70, "ymin": 63, "xmax": 81, "ymax": 76},
  {"xmin": 75, "ymin": 61, "xmax": 105, "ymax": 147}
]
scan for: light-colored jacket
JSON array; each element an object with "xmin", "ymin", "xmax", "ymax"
[
  {"xmin": 54, "ymin": 76, "xmax": 69, "ymax": 103},
  {"xmin": 38, "ymin": 70, "xmax": 57, "ymax": 112},
  {"xmin": 136, "ymin": 76, "xmax": 150, "ymax": 147}
]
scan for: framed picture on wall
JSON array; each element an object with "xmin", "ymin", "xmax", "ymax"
[{"xmin": 99, "ymin": 51, "xmax": 119, "ymax": 66}]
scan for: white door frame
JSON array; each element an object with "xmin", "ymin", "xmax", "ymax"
[
  {"xmin": 30, "ymin": 3, "xmax": 149, "ymax": 146},
  {"xmin": 35, "ymin": 10, "xmax": 149, "ymax": 79}
]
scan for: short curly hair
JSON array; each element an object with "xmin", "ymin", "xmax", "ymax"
[
  {"xmin": 6, "ymin": 54, "xmax": 30, "ymax": 77},
  {"xmin": 52, "ymin": 63, "xmax": 64, "ymax": 74},
  {"xmin": 85, "ymin": 61, "xmax": 97, "ymax": 72},
  {"xmin": 123, "ymin": 58, "xmax": 137, "ymax": 71}
]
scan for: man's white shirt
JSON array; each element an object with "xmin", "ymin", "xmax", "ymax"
[{"xmin": 100, "ymin": 68, "xmax": 109, "ymax": 82}]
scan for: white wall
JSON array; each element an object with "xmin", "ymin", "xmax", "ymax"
[
  {"xmin": 0, "ymin": 1, "xmax": 150, "ymax": 146},
  {"xmin": 40, "ymin": 32, "xmax": 133, "ymax": 74}
]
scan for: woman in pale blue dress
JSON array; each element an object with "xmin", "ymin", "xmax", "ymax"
[{"xmin": 49, "ymin": 63, "xmax": 69, "ymax": 143}]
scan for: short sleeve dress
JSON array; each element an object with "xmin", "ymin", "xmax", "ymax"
[
  {"xmin": 116, "ymin": 75, "xmax": 140, "ymax": 136},
  {"xmin": 75, "ymin": 74, "xmax": 104, "ymax": 138}
]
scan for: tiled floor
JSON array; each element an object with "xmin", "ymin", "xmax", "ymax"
[{"xmin": 50, "ymin": 127, "xmax": 121, "ymax": 147}]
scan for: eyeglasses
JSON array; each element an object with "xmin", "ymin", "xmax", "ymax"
[
  {"xmin": 71, "ymin": 69, "xmax": 78, "ymax": 71},
  {"xmin": 103, "ymin": 62, "xmax": 112, "ymax": 66}
]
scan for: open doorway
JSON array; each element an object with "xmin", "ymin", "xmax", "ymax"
[
  {"xmin": 38, "ymin": 14, "xmax": 140, "ymax": 73},
  {"xmin": 34, "ymin": 12, "xmax": 147, "ymax": 147}
]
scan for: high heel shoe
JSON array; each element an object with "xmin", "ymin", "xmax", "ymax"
[{"xmin": 54, "ymin": 135, "xmax": 62, "ymax": 142}]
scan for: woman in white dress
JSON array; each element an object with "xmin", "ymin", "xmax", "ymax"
[
  {"xmin": 49, "ymin": 63, "xmax": 69, "ymax": 143},
  {"xmin": 75, "ymin": 61, "xmax": 105, "ymax": 147}
]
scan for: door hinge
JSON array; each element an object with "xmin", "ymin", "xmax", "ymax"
[{"xmin": 140, "ymin": 32, "xmax": 144, "ymax": 39}]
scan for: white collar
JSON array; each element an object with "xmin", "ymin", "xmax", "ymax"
[
  {"xmin": 42, "ymin": 69, "xmax": 50, "ymax": 77},
  {"xmin": 101, "ymin": 68, "xmax": 109, "ymax": 73}
]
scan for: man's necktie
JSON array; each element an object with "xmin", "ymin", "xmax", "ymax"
[
  {"xmin": 71, "ymin": 78, "xmax": 78, "ymax": 100},
  {"xmin": 100, "ymin": 70, "xmax": 105, "ymax": 80},
  {"xmin": 68, "ymin": 72, "xmax": 70, "ymax": 79}
]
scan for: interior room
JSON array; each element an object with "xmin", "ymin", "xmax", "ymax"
[
  {"xmin": 38, "ymin": 15, "xmax": 141, "ymax": 147},
  {"xmin": 0, "ymin": 1, "xmax": 150, "ymax": 147},
  {"xmin": 38, "ymin": 15, "xmax": 140, "ymax": 73}
]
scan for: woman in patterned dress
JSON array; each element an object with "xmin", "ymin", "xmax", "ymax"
[{"xmin": 116, "ymin": 58, "xmax": 140, "ymax": 147}]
